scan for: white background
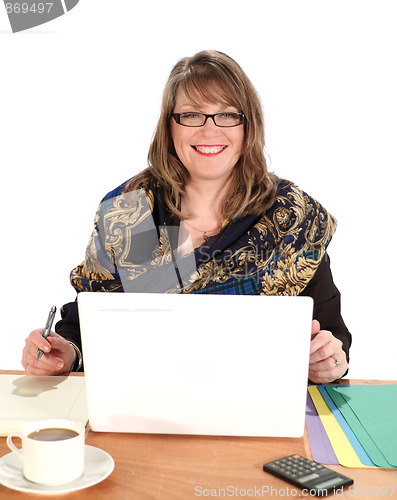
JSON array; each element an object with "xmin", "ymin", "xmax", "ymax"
[{"xmin": 1, "ymin": 1, "xmax": 396, "ymax": 378}]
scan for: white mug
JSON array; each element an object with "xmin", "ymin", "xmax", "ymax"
[{"xmin": 7, "ymin": 419, "xmax": 85, "ymax": 485}]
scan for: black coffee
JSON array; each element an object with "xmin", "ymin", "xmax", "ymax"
[{"xmin": 28, "ymin": 428, "xmax": 79, "ymax": 441}]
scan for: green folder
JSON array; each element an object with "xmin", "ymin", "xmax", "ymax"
[{"xmin": 325, "ymin": 385, "xmax": 397, "ymax": 468}]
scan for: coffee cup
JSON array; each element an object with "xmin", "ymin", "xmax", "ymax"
[{"xmin": 7, "ymin": 419, "xmax": 85, "ymax": 485}]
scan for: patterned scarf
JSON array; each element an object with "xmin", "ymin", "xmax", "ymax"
[{"xmin": 70, "ymin": 179, "xmax": 336, "ymax": 296}]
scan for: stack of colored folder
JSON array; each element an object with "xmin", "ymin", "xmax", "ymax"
[{"xmin": 306, "ymin": 384, "xmax": 397, "ymax": 468}]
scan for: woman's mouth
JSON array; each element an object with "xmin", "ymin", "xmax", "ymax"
[{"xmin": 191, "ymin": 145, "xmax": 227, "ymax": 156}]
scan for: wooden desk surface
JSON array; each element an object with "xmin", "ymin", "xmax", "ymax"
[{"xmin": 0, "ymin": 373, "xmax": 396, "ymax": 499}]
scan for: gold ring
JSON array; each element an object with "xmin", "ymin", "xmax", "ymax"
[{"xmin": 333, "ymin": 357, "xmax": 341, "ymax": 366}]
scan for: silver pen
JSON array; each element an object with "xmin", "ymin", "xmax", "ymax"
[{"xmin": 37, "ymin": 305, "xmax": 57, "ymax": 362}]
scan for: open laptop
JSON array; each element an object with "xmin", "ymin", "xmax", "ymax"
[{"xmin": 78, "ymin": 293, "xmax": 313, "ymax": 437}]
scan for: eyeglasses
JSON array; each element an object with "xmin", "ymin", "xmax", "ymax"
[{"xmin": 172, "ymin": 112, "xmax": 245, "ymax": 128}]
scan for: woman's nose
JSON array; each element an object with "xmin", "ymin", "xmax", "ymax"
[{"xmin": 201, "ymin": 116, "xmax": 220, "ymax": 133}]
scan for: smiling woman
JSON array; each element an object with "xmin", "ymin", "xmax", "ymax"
[
  {"xmin": 22, "ymin": 50, "xmax": 352, "ymax": 385},
  {"xmin": 171, "ymin": 92, "xmax": 244, "ymax": 189},
  {"xmin": 126, "ymin": 50, "xmax": 279, "ymax": 224}
]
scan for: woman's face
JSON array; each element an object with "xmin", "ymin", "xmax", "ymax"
[{"xmin": 171, "ymin": 89, "xmax": 244, "ymax": 186}]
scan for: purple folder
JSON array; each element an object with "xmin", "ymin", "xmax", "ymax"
[{"xmin": 306, "ymin": 391, "xmax": 339, "ymax": 465}]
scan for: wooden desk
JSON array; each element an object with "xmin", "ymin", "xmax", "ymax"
[{"xmin": 0, "ymin": 374, "xmax": 396, "ymax": 499}]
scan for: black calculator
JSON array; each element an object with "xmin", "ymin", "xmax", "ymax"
[{"xmin": 263, "ymin": 455, "xmax": 353, "ymax": 496}]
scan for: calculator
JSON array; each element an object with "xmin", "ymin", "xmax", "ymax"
[{"xmin": 263, "ymin": 455, "xmax": 353, "ymax": 496}]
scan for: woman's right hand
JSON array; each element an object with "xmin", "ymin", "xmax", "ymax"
[{"xmin": 22, "ymin": 329, "xmax": 76, "ymax": 376}]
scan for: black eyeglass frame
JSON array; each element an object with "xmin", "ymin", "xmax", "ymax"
[{"xmin": 171, "ymin": 112, "xmax": 245, "ymax": 128}]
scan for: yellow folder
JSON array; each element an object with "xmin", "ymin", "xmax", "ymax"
[{"xmin": 308, "ymin": 386, "xmax": 371, "ymax": 468}]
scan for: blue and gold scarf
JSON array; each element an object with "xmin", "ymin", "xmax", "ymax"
[{"xmin": 70, "ymin": 179, "xmax": 336, "ymax": 296}]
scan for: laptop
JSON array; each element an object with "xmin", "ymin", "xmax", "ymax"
[{"xmin": 78, "ymin": 293, "xmax": 313, "ymax": 437}]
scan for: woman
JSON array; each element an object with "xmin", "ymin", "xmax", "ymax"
[{"xmin": 22, "ymin": 50, "xmax": 351, "ymax": 383}]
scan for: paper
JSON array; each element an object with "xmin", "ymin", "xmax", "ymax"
[
  {"xmin": 307, "ymin": 386, "xmax": 371, "ymax": 468},
  {"xmin": 0, "ymin": 374, "xmax": 88, "ymax": 436},
  {"xmin": 318, "ymin": 386, "xmax": 375, "ymax": 467},
  {"xmin": 325, "ymin": 385, "xmax": 397, "ymax": 468},
  {"xmin": 305, "ymin": 391, "xmax": 339, "ymax": 464}
]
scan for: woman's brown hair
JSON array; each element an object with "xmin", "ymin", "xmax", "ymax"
[{"xmin": 125, "ymin": 50, "xmax": 278, "ymax": 222}]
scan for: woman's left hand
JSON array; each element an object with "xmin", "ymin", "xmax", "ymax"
[{"xmin": 309, "ymin": 320, "xmax": 348, "ymax": 383}]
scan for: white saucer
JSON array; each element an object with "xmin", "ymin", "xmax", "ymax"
[{"xmin": 0, "ymin": 444, "xmax": 114, "ymax": 494}]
